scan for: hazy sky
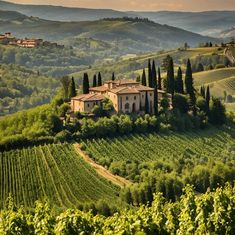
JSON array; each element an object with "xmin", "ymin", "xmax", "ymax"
[{"xmin": 5, "ymin": 0, "xmax": 235, "ymax": 11}]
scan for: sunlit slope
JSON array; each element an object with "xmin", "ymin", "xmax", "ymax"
[
  {"xmin": 194, "ymin": 68, "xmax": 235, "ymax": 98},
  {"xmin": 71, "ymin": 47, "xmax": 222, "ymax": 81}
]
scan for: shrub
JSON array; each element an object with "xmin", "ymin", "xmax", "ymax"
[
  {"xmin": 172, "ymin": 94, "xmax": 189, "ymax": 114},
  {"xmin": 215, "ymin": 64, "xmax": 225, "ymax": 69}
]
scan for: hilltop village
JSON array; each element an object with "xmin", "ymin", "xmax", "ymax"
[{"xmin": 0, "ymin": 32, "xmax": 63, "ymax": 48}]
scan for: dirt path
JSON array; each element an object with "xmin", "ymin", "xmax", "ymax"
[{"xmin": 73, "ymin": 144, "xmax": 131, "ymax": 188}]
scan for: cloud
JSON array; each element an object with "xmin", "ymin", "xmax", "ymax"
[{"xmin": 4, "ymin": 0, "xmax": 235, "ymax": 11}]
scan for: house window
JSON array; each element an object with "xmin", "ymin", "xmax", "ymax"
[
  {"xmin": 134, "ymin": 96, "xmax": 136, "ymax": 100},
  {"xmin": 150, "ymin": 93, "xmax": 152, "ymax": 97},
  {"xmin": 142, "ymin": 95, "xmax": 144, "ymax": 98},
  {"xmin": 87, "ymin": 103, "xmax": 90, "ymax": 107},
  {"xmin": 126, "ymin": 96, "xmax": 128, "ymax": 100},
  {"xmin": 125, "ymin": 103, "xmax": 129, "ymax": 110}
]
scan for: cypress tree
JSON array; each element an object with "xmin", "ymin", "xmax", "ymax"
[
  {"xmin": 98, "ymin": 72, "xmax": 102, "ymax": 86},
  {"xmin": 166, "ymin": 57, "xmax": 174, "ymax": 95},
  {"xmin": 152, "ymin": 60, "xmax": 158, "ymax": 115},
  {"xmin": 185, "ymin": 59, "xmax": 193, "ymax": 95},
  {"xmin": 200, "ymin": 86, "xmax": 205, "ymax": 98},
  {"xmin": 112, "ymin": 72, "xmax": 115, "ymax": 81},
  {"xmin": 141, "ymin": 69, "xmax": 147, "ymax": 86},
  {"xmin": 93, "ymin": 74, "xmax": 97, "ymax": 87},
  {"xmin": 185, "ymin": 59, "xmax": 196, "ymax": 112},
  {"xmin": 145, "ymin": 92, "xmax": 149, "ymax": 114},
  {"xmin": 148, "ymin": 59, "xmax": 153, "ymax": 88},
  {"xmin": 152, "ymin": 60, "xmax": 157, "ymax": 88},
  {"xmin": 175, "ymin": 67, "xmax": 184, "ymax": 94},
  {"xmin": 83, "ymin": 73, "xmax": 90, "ymax": 94},
  {"xmin": 158, "ymin": 67, "xmax": 162, "ymax": 90},
  {"xmin": 206, "ymin": 86, "xmax": 210, "ymax": 114},
  {"xmin": 68, "ymin": 77, "xmax": 76, "ymax": 98},
  {"xmin": 60, "ymin": 76, "xmax": 71, "ymax": 100}
]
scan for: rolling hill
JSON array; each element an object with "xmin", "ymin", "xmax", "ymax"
[
  {"xmin": 0, "ymin": 1, "xmax": 234, "ymax": 37},
  {"xmin": 134, "ymin": 11, "xmax": 235, "ymax": 37},
  {"xmin": 193, "ymin": 67, "xmax": 235, "ymax": 98},
  {"xmin": 0, "ymin": 0, "xmax": 135, "ymax": 21},
  {"xmin": 0, "ymin": 13, "xmax": 217, "ymax": 52}
]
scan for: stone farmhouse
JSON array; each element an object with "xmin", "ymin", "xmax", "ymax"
[{"xmin": 71, "ymin": 79, "xmax": 169, "ymax": 114}]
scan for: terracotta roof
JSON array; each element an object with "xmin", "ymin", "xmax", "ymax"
[
  {"xmin": 135, "ymin": 85, "xmax": 154, "ymax": 91},
  {"xmin": 89, "ymin": 86, "xmax": 109, "ymax": 92},
  {"xmin": 109, "ymin": 87, "xmax": 140, "ymax": 95},
  {"xmin": 71, "ymin": 93, "xmax": 105, "ymax": 102}
]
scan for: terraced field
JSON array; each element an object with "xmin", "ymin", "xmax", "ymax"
[
  {"xmin": 194, "ymin": 68, "xmax": 235, "ymax": 100},
  {"xmin": 0, "ymin": 144, "xmax": 119, "ymax": 209},
  {"xmin": 82, "ymin": 126, "xmax": 235, "ymax": 172}
]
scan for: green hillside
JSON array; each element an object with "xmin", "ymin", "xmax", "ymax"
[
  {"xmin": 1, "ymin": 0, "xmax": 235, "ymax": 37},
  {"xmin": 0, "ymin": 64, "xmax": 60, "ymax": 116},
  {"xmin": 0, "ymin": 143, "xmax": 119, "ymax": 209},
  {"xmin": 193, "ymin": 68, "xmax": 235, "ymax": 98},
  {"xmin": 0, "ymin": 14, "xmax": 216, "ymax": 51}
]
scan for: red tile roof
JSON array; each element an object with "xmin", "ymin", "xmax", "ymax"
[
  {"xmin": 89, "ymin": 86, "xmax": 109, "ymax": 92},
  {"xmin": 109, "ymin": 87, "xmax": 140, "ymax": 95},
  {"xmin": 71, "ymin": 93, "xmax": 105, "ymax": 102}
]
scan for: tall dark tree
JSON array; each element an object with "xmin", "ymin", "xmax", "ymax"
[
  {"xmin": 185, "ymin": 59, "xmax": 193, "ymax": 95},
  {"xmin": 206, "ymin": 85, "xmax": 210, "ymax": 114},
  {"xmin": 148, "ymin": 59, "xmax": 153, "ymax": 88},
  {"xmin": 68, "ymin": 77, "xmax": 76, "ymax": 98},
  {"xmin": 152, "ymin": 60, "xmax": 157, "ymax": 88},
  {"xmin": 209, "ymin": 98, "xmax": 226, "ymax": 125},
  {"xmin": 141, "ymin": 69, "xmax": 147, "ymax": 86},
  {"xmin": 166, "ymin": 57, "xmax": 174, "ymax": 95},
  {"xmin": 112, "ymin": 72, "xmax": 115, "ymax": 81},
  {"xmin": 185, "ymin": 59, "xmax": 196, "ymax": 112},
  {"xmin": 152, "ymin": 60, "xmax": 158, "ymax": 114},
  {"xmin": 200, "ymin": 86, "xmax": 206, "ymax": 98},
  {"xmin": 158, "ymin": 67, "xmax": 162, "ymax": 90},
  {"xmin": 98, "ymin": 72, "xmax": 102, "ymax": 86},
  {"xmin": 83, "ymin": 73, "xmax": 90, "ymax": 94},
  {"xmin": 60, "ymin": 76, "xmax": 71, "ymax": 100},
  {"xmin": 93, "ymin": 74, "xmax": 97, "ymax": 87},
  {"xmin": 145, "ymin": 92, "xmax": 149, "ymax": 114},
  {"xmin": 175, "ymin": 67, "xmax": 184, "ymax": 94}
]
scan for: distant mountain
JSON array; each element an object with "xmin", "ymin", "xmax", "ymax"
[
  {"xmin": 0, "ymin": 1, "xmax": 234, "ymax": 37},
  {"xmin": 0, "ymin": 0, "xmax": 135, "ymax": 21},
  {"xmin": 133, "ymin": 11, "xmax": 235, "ymax": 37},
  {"xmin": 0, "ymin": 9, "xmax": 27, "ymax": 21},
  {"xmin": 0, "ymin": 13, "xmax": 217, "ymax": 51}
]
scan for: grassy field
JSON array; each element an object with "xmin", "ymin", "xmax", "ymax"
[
  {"xmin": 0, "ymin": 144, "xmax": 119, "ymax": 209},
  {"xmin": 193, "ymin": 67, "xmax": 235, "ymax": 102},
  {"xmin": 81, "ymin": 126, "xmax": 235, "ymax": 180}
]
